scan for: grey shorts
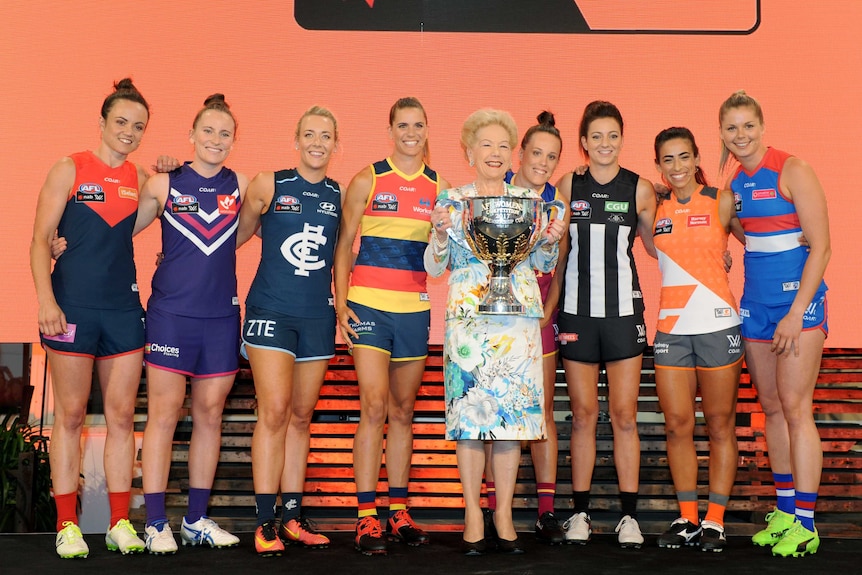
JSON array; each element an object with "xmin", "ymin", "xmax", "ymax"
[{"xmin": 653, "ymin": 326, "xmax": 744, "ymax": 369}]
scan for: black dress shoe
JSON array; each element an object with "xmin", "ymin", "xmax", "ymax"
[
  {"xmin": 482, "ymin": 508, "xmax": 497, "ymax": 542},
  {"xmin": 496, "ymin": 536, "xmax": 525, "ymax": 554},
  {"xmin": 462, "ymin": 538, "xmax": 487, "ymax": 556}
]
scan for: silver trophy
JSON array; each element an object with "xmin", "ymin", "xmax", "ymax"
[{"xmin": 445, "ymin": 195, "xmax": 565, "ymax": 314}]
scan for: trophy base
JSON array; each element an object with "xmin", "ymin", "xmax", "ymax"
[{"xmin": 478, "ymin": 301, "xmax": 525, "ymax": 315}]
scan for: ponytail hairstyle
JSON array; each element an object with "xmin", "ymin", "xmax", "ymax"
[
  {"xmin": 100, "ymin": 77, "xmax": 150, "ymax": 121},
  {"xmin": 718, "ymin": 90, "xmax": 764, "ymax": 174},
  {"xmin": 389, "ymin": 97, "xmax": 430, "ymax": 164},
  {"xmin": 193, "ymin": 93, "xmax": 237, "ymax": 134},
  {"xmin": 654, "ymin": 126, "xmax": 709, "ymax": 186},
  {"xmin": 578, "ymin": 100, "xmax": 623, "ymax": 161},
  {"xmin": 521, "ymin": 110, "xmax": 562, "ymax": 153}
]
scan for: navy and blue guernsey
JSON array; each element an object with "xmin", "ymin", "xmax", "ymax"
[{"xmin": 246, "ymin": 169, "xmax": 342, "ymax": 318}]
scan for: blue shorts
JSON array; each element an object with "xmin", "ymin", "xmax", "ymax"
[
  {"xmin": 347, "ymin": 301, "xmax": 429, "ymax": 361},
  {"xmin": 557, "ymin": 312, "xmax": 647, "ymax": 364},
  {"xmin": 40, "ymin": 303, "xmax": 145, "ymax": 359},
  {"xmin": 653, "ymin": 326, "xmax": 744, "ymax": 369},
  {"xmin": 241, "ymin": 305, "xmax": 335, "ymax": 362},
  {"xmin": 739, "ymin": 292, "xmax": 828, "ymax": 342},
  {"xmin": 145, "ymin": 306, "xmax": 240, "ymax": 378}
]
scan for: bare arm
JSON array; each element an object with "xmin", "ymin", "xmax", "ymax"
[
  {"xmin": 635, "ymin": 176, "xmax": 657, "ymax": 258},
  {"xmin": 133, "ymin": 171, "xmax": 168, "ymax": 235},
  {"xmin": 333, "ymin": 166, "xmax": 373, "ymax": 346},
  {"xmin": 30, "ymin": 157, "xmax": 76, "ymax": 336},
  {"xmin": 773, "ymin": 157, "xmax": 831, "ymax": 356},
  {"xmin": 237, "ymin": 171, "xmax": 273, "ymax": 248}
]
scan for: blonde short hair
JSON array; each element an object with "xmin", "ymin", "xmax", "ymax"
[{"xmin": 460, "ymin": 109, "xmax": 518, "ymax": 158}]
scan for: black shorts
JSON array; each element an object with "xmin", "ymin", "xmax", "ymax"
[{"xmin": 557, "ymin": 312, "xmax": 647, "ymax": 363}]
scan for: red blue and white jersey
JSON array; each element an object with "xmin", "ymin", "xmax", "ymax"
[
  {"xmin": 148, "ymin": 163, "xmax": 241, "ymax": 318},
  {"xmin": 731, "ymin": 147, "xmax": 827, "ymax": 304},
  {"xmin": 52, "ymin": 151, "xmax": 141, "ymax": 310}
]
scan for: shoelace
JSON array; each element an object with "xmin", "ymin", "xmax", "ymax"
[
  {"xmin": 260, "ymin": 521, "xmax": 279, "ymax": 540},
  {"xmin": 297, "ymin": 516, "xmax": 320, "ymax": 533},
  {"xmin": 359, "ymin": 518, "xmax": 383, "ymax": 536}
]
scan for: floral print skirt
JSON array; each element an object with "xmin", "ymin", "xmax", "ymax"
[{"xmin": 444, "ymin": 314, "xmax": 546, "ymax": 441}]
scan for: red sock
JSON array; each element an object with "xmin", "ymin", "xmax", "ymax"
[
  {"xmin": 109, "ymin": 491, "xmax": 131, "ymax": 528},
  {"xmin": 537, "ymin": 482, "xmax": 556, "ymax": 516},
  {"xmin": 486, "ymin": 481, "xmax": 496, "ymax": 511},
  {"xmin": 55, "ymin": 491, "xmax": 78, "ymax": 532}
]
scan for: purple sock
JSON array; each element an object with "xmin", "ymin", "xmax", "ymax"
[
  {"xmin": 144, "ymin": 492, "xmax": 167, "ymax": 528},
  {"xmin": 186, "ymin": 487, "xmax": 210, "ymax": 524}
]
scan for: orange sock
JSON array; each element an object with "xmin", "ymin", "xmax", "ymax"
[
  {"xmin": 704, "ymin": 501, "xmax": 727, "ymax": 526},
  {"xmin": 679, "ymin": 499, "xmax": 699, "ymax": 525},
  {"xmin": 108, "ymin": 491, "xmax": 131, "ymax": 528},
  {"xmin": 55, "ymin": 492, "xmax": 78, "ymax": 531}
]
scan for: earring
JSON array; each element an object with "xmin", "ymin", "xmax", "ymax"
[
  {"xmin": 295, "ymin": 143, "xmax": 299, "ymax": 150},
  {"xmin": 469, "ymin": 159, "xmax": 474, "ymax": 167}
]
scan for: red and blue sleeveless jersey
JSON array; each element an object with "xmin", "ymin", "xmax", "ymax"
[
  {"xmin": 348, "ymin": 158, "xmax": 440, "ymax": 313},
  {"xmin": 148, "ymin": 163, "xmax": 241, "ymax": 318},
  {"xmin": 52, "ymin": 151, "xmax": 141, "ymax": 310},
  {"xmin": 731, "ymin": 147, "xmax": 827, "ymax": 304},
  {"xmin": 246, "ymin": 169, "xmax": 342, "ymax": 318}
]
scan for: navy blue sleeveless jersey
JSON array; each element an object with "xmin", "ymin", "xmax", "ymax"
[
  {"xmin": 246, "ymin": 169, "xmax": 342, "ymax": 318},
  {"xmin": 148, "ymin": 163, "xmax": 241, "ymax": 318},
  {"xmin": 52, "ymin": 151, "xmax": 141, "ymax": 310},
  {"xmin": 561, "ymin": 167, "xmax": 644, "ymax": 318}
]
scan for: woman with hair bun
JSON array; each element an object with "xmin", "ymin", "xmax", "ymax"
[
  {"xmin": 136, "ymin": 93, "xmax": 249, "ymax": 554},
  {"xmin": 484, "ymin": 111, "xmax": 567, "ymax": 545},
  {"xmin": 31, "ymin": 78, "xmax": 153, "ymax": 559}
]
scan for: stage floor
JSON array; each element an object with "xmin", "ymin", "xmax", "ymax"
[{"xmin": 2, "ymin": 530, "xmax": 859, "ymax": 575}]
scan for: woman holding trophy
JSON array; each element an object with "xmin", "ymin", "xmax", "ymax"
[{"xmin": 425, "ymin": 109, "xmax": 565, "ymax": 555}]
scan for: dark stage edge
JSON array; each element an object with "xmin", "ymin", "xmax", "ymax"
[{"xmin": 2, "ymin": 531, "xmax": 859, "ymax": 575}]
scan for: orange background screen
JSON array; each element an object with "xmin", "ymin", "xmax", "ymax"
[{"xmin": 2, "ymin": 1, "xmax": 860, "ymax": 347}]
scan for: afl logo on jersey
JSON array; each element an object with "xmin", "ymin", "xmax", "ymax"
[
  {"xmin": 76, "ymin": 183, "xmax": 105, "ymax": 203},
  {"xmin": 172, "ymin": 195, "xmax": 199, "ymax": 213},
  {"xmin": 734, "ymin": 192, "xmax": 743, "ymax": 213},
  {"xmin": 570, "ymin": 199, "xmax": 591, "ymax": 219},
  {"xmin": 654, "ymin": 217, "xmax": 673, "ymax": 235},
  {"xmin": 275, "ymin": 195, "xmax": 302, "ymax": 213},
  {"xmin": 372, "ymin": 193, "xmax": 399, "ymax": 212}
]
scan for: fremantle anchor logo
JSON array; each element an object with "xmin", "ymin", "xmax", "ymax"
[{"xmin": 281, "ymin": 223, "xmax": 328, "ymax": 276}]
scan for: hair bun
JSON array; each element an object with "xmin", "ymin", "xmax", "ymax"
[
  {"xmin": 536, "ymin": 110, "xmax": 556, "ymax": 127},
  {"xmin": 204, "ymin": 93, "xmax": 228, "ymax": 108},
  {"xmin": 114, "ymin": 78, "xmax": 137, "ymax": 93}
]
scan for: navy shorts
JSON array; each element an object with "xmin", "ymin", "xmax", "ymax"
[
  {"xmin": 41, "ymin": 303, "xmax": 145, "ymax": 359},
  {"xmin": 145, "ymin": 306, "xmax": 240, "ymax": 378},
  {"xmin": 653, "ymin": 326, "xmax": 744, "ymax": 370},
  {"xmin": 557, "ymin": 312, "xmax": 647, "ymax": 364},
  {"xmin": 346, "ymin": 300, "xmax": 429, "ymax": 361},
  {"xmin": 739, "ymin": 292, "xmax": 828, "ymax": 342},
  {"xmin": 241, "ymin": 305, "xmax": 336, "ymax": 362}
]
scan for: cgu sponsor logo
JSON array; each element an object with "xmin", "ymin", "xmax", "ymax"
[{"xmin": 605, "ymin": 200, "xmax": 629, "ymax": 212}]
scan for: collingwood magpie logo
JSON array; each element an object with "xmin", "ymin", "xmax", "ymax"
[{"xmin": 281, "ymin": 223, "xmax": 328, "ymax": 276}]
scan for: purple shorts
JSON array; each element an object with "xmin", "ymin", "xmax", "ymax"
[{"xmin": 145, "ymin": 306, "xmax": 240, "ymax": 378}]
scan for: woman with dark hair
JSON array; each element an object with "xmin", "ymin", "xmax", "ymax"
[
  {"xmin": 426, "ymin": 108, "xmax": 565, "ymax": 555},
  {"xmin": 484, "ymin": 111, "xmax": 566, "ymax": 544},
  {"xmin": 718, "ymin": 91, "xmax": 830, "ymax": 558},
  {"xmin": 335, "ymin": 97, "xmax": 449, "ymax": 556},
  {"xmin": 651, "ymin": 127, "xmax": 742, "ymax": 553},
  {"xmin": 31, "ymin": 78, "xmax": 152, "ymax": 558},
  {"xmin": 555, "ymin": 100, "xmax": 656, "ymax": 549},
  {"xmin": 137, "ymin": 94, "xmax": 248, "ymax": 554}
]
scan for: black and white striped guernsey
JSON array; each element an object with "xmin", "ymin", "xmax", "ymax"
[{"xmin": 560, "ymin": 167, "xmax": 644, "ymax": 318}]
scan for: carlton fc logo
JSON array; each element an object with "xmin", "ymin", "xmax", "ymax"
[{"xmin": 296, "ymin": 1, "xmax": 760, "ymax": 34}]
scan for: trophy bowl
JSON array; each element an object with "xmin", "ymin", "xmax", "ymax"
[{"xmin": 459, "ymin": 196, "xmax": 563, "ymax": 314}]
